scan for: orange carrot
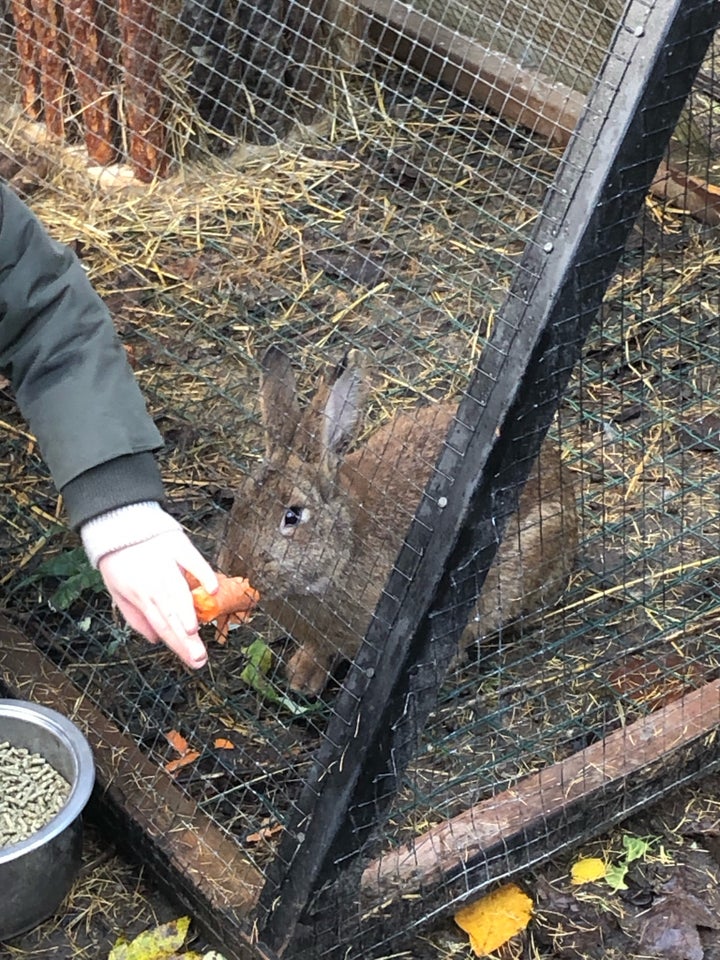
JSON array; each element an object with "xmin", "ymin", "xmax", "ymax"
[
  {"xmin": 163, "ymin": 727, "xmax": 200, "ymax": 775},
  {"xmin": 246, "ymin": 823, "xmax": 283, "ymax": 844},
  {"xmin": 215, "ymin": 612, "xmax": 232, "ymax": 646},
  {"xmin": 165, "ymin": 750, "xmax": 201, "ymax": 774},
  {"xmin": 184, "ymin": 571, "xmax": 260, "ymax": 626},
  {"xmin": 213, "ymin": 608, "xmax": 259, "ymax": 646},
  {"xmin": 165, "ymin": 729, "xmax": 189, "ymax": 754}
]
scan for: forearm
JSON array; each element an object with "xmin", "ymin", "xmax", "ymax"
[
  {"xmin": 0, "ymin": 184, "xmax": 219, "ymax": 671},
  {"xmin": 0, "ymin": 183, "xmax": 163, "ymax": 495}
]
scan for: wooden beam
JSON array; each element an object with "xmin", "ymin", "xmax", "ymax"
[
  {"xmin": 357, "ymin": 0, "xmax": 587, "ymax": 148},
  {"xmin": 358, "ymin": 0, "xmax": 720, "ymax": 224},
  {"xmin": 0, "ymin": 615, "xmax": 273, "ymax": 960},
  {"xmin": 361, "ymin": 676, "xmax": 720, "ymax": 896}
]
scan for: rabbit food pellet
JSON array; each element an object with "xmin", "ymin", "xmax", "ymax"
[{"xmin": 0, "ymin": 741, "xmax": 70, "ymax": 847}]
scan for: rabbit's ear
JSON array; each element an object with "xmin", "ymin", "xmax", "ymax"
[
  {"xmin": 259, "ymin": 345, "xmax": 301, "ymax": 459},
  {"xmin": 320, "ymin": 349, "xmax": 367, "ymax": 475}
]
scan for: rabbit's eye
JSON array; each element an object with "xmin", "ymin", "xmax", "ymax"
[{"xmin": 280, "ymin": 505, "xmax": 309, "ymax": 537}]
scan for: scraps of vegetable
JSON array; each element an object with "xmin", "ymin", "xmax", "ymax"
[{"xmin": 185, "ymin": 571, "xmax": 259, "ymax": 625}]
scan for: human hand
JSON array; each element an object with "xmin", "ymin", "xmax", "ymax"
[{"xmin": 98, "ymin": 530, "xmax": 219, "ymax": 668}]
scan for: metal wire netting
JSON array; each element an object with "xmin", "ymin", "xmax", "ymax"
[{"xmin": 1, "ymin": 0, "xmax": 720, "ymax": 956}]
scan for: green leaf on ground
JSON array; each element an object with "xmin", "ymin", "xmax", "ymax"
[
  {"xmin": 604, "ymin": 862, "xmax": 629, "ymax": 892},
  {"xmin": 623, "ymin": 835, "xmax": 653, "ymax": 863}
]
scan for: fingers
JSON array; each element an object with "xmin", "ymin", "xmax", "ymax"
[
  {"xmin": 143, "ymin": 597, "xmax": 208, "ymax": 669},
  {"xmin": 111, "ymin": 593, "xmax": 159, "ymax": 643},
  {"xmin": 98, "ymin": 532, "xmax": 211, "ymax": 669},
  {"xmin": 138, "ymin": 572, "xmax": 208, "ymax": 668},
  {"xmin": 178, "ymin": 540, "xmax": 220, "ymax": 596}
]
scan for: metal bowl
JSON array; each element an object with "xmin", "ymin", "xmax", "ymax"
[{"xmin": 0, "ymin": 699, "xmax": 95, "ymax": 941}]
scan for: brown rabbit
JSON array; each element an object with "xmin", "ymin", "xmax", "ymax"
[{"xmin": 219, "ymin": 346, "xmax": 577, "ymax": 696}]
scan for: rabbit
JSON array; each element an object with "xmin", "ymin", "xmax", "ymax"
[{"xmin": 218, "ymin": 345, "xmax": 577, "ymax": 696}]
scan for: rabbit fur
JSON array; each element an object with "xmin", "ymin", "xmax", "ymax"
[{"xmin": 219, "ymin": 346, "xmax": 577, "ymax": 696}]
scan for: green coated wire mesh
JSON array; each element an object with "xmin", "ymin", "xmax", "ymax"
[{"xmin": 0, "ymin": 0, "xmax": 719, "ymax": 955}]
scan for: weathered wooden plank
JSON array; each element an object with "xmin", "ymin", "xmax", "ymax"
[
  {"xmin": 63, "ymin": 0, "xmax": 118, "ymax": 165},
  {"xmin": 361, "ymin": 677, "xmax": 720, "ymax": 895},
  {"xmin": 358, "ymin": 0, "xmax": 720, "ymax": 224},
  {"xmin": 9, "ymin": 0, "xmax": 43, "ymax": 120},
  {"xmin": 0, "ymin": 615, "xmax": 272, "ymax": 960},
  {"xmin": 28, "ymin": 0, "xmax": 68, "ymax": 138},
  {"xmin": 358, "ymin": 0, "xmax": 586, "ymax": 148},
  {"xmin": 116, "ymin": 0, "xmax": 168, "ymax": 180}
]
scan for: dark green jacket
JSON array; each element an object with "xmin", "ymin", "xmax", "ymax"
[{"xmin": 0, "ymin": 182, "xmax": 165, "ymax": 529}]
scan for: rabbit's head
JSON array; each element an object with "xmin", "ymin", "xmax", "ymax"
[{"xmin": 222, "ymin": 346, "xmax": 368, "ymax": 603}]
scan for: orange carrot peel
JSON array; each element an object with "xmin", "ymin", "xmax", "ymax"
[{"xmin": 184, "ymin": 572, "xmax": 260, "ymax": 641}]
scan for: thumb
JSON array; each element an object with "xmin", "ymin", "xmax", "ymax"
[{"xmin": 172, "ymin": 534, "xmax": 220, "ymax": 595}]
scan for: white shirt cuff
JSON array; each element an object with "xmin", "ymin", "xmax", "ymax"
[{"xmin": 80, "ymin": 501, "xmax": 182, "ymax": 568}]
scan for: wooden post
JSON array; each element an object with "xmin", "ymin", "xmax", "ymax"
[
  {"xmin": 10, "ymin": 0, "xmax": 43, "ymax": 120},
  {"xmin": 29, "ymin": 0, "xmax": 69, "ymax": 138},
  {"xmin": 63, "ymin": 0, "xmax": 119, "ymax": 165},
  {"xmin": 117, "ymin": 0, "xmax": 169, "ymax": 181}
]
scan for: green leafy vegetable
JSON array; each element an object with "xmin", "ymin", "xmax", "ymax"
[{"xmin": 240, "ymin": 639, "xmax": 324, "ymax": 717}]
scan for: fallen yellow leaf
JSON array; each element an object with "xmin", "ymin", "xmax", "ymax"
[
  {"xmin": 570, "ymin": 857, "xmax": 607, "ymax": 885},
  {"xmin": 455, "ymin": 883, "xmax": 533, "ymax": 956},
  {"xmin": 108, "ymin": 916, "xmax": 191, "ymax": 960}
]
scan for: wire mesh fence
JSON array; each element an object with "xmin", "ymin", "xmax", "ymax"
[{"xmin": 1, "ymin": 0, "xmax": 720, "ymax": 956}]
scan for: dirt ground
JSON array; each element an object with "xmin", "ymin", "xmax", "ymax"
[
  {"xmin": 3, "ymin": 770, "xmax": 720, "ymax": 960},
  {"xmin": 0, "ymin": 819, "xmax": 189, "ymax": 960}
]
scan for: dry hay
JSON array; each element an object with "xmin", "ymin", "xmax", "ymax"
[
  {"xmin": 0, "ymin": 59, "xmax": 561, "ymax": 547},
  {"xmin": 0, "ymin": 821, "xmax": 187, "ymax": 959},
  {"xmin": 2, "ymin": 47, "xmax": 720, "ymax": 884}
]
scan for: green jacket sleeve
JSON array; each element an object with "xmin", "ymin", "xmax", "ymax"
[{"xmin": 0, "ymin": 182, "xmax": 166, "ymax": 529}]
